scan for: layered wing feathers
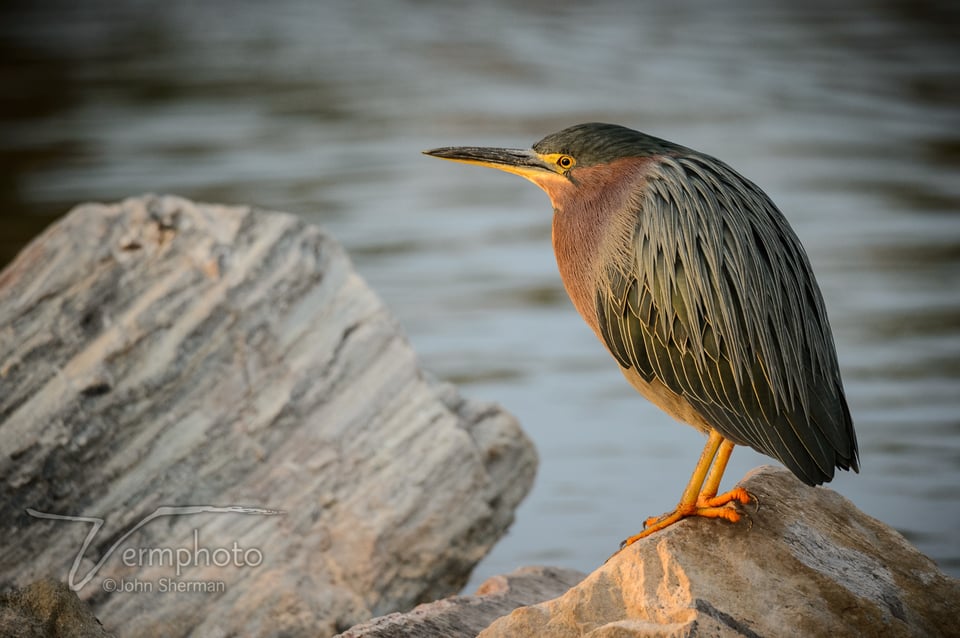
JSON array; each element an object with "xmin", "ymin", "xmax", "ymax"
[{"xmin": 596, "ymin": 155, "xmax": 859, "ymax": 485}]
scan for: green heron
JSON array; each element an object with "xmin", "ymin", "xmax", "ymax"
[{"xmin": 425, "ymin": 123, "xmax": 859, "ymax": 546}]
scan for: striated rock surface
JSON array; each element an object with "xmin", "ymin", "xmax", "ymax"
[
  {"xmin": 337, "ymin": 566, "xmax": 586, "ymax": 638},
  {"xmin": 0, "ymin": 195, "xmax": 537, "ymax": 637},
  {"xmin": 479, "ymin": 466, "xmax": 960, "ymax": 638}
]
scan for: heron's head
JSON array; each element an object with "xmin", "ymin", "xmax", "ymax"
[{"xmin": 424, "ymin": 123, "xmax": 680, "ymax": 210}]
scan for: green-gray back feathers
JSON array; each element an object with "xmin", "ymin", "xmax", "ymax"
[{"xmin": 593, "ymin": 143, "xmax": 859, "ymax": 485}]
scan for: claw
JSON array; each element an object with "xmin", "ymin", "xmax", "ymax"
[{"xmin": 745, "ymin": 489, "xmax": 760, "ymax": 513}]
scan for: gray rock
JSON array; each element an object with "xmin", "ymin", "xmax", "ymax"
[
  {"xmin": 0, "ymin": 578, "xmax": 111, "ymax": 638},
  {"xmin": 336, "ymin": 566, "xmax": 586, "ymax": 638},
  {"xmin": 0, "ymin": 195, "xmax": 537, "ymax": 637},
  {"xmin": 479, "ymin": 466, "xmax": 960, "ymax": 638}
]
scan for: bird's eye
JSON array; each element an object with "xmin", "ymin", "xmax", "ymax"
[{"xmin": 557, "ymin": 155, "xmax": 575, "ymax": 170}]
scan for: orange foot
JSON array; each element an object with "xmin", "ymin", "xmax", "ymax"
[{"xmin": 620, "ymin": 487, "xmax": 752, "ymax": 549}]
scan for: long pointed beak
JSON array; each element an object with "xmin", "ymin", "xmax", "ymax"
[{"xmin": 423, "ymin": 146, "xmax": 556, "ymax": 180}]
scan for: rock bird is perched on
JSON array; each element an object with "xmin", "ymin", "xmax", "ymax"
[{"xmin": 424, "ymin": 123, "xmax": 859, "ymax": 546}]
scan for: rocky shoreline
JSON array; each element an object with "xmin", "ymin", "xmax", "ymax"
[{"xmin": 1, "ymin": 196, "xmax": 956, "ymax": 637}]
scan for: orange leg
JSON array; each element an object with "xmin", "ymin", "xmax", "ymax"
[
  {"xmin": 697, "ymin": 438, "xmax": 751, "ymax": 508},
  {"xmin": 621, "ymin": 430, "xmax": 751, "ymax": 549}
]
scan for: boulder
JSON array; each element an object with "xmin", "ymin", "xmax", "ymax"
[
  {"xmin": 0, "ymin": 195, "xmax": 537, "ymax": 636},
  {"xmin": 337, "ymin": 566, "xmax": 586, "ymax": 638},
  {"xmin": 479, "ymin": 466, "xmax": 960, "ymax": 638}
]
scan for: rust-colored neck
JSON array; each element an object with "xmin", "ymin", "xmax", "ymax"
[{"xmin": 550, "ymin": 157, "xmax": 654, "ymax": 337}]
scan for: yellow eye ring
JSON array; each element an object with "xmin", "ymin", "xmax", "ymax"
[{"xmin": 557, "ymin": 155, "xmax": 575, "ymax": 170}]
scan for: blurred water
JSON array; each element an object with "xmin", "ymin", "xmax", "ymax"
[{"xmin": 1, "ymin": 0, "xmax": 958, "ymax": 591}]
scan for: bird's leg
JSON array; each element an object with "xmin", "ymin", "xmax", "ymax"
[
  {"xmin": 646, "ymin": 428, "xmax": 723, "ymax": 526},
  {"xmin": 622, "ymin": 430, "xmax": 722, "ymax": 547},
  {"xmin": 696, "ymin": 438, "xmax": 751, "ymax": 509},
  {"xmin": 621, "ymin": 431, "xmax": 749, "ymax": 549}
]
